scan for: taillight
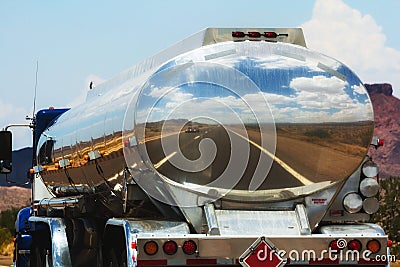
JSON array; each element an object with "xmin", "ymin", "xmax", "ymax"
[
  {"xmin": 367, "ymin": 239, "xmax": 381, "ymax": 253},
  {"xmin": 348, "ymin": 239, "xmax": 362, "ymax": 251},
  {"xmin": 144, "ymin": 241, "xmax": 158, "ymax": 256},
  {"xmin": 163, "ymin": 240, "xmax": 178, "ymax": 255},
  {"xmin": 182, "ymin": 240, "xmax": 197, "ymax": 255}
]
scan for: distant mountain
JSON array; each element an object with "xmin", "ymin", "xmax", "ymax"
[
  {"xmin": 366, "ymin": 83, "xmax": 400, "ymax": 178},
  {"xmin": 0, "ymin": 147, "xmax": 32, "ymax": 188},
  {"xmin": 1, "ymin": 84, "xmax": 398, "ymax": 189},
  {"xmin": 0, "ymin": 186, "xmax": 30, "ymax": 212}
]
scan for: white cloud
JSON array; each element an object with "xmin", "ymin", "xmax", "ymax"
[
  {"xmin": 147, "ymin": 85, "xmax": 174, "ymax": 98},
  {"xmin": 290, "ymin": 75, "xmax": 347, "ymax": 94},
  {"xmin": 301, "ymin": 0, "xmax": 400, "ymax": 97}
]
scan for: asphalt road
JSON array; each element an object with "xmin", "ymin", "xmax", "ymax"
[{"xmin": 145, "ymin": 126, "xmax": 306, "ymax": 191}]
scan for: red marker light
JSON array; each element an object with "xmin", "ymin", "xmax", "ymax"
[
  {"xmin": 348, "ymin": 239, "xmax": 362, "ymax": 251},
  {"xmin": 387, "ymin": 240, "xmax": 393, "ymax": 247},
  {"xmin": 163, "ymin": 240, "xmax": 178, "ymax": 255},
  {"xmin": 248, "ymin": 32, "xmax": 261, "ymax": 38},
  {"xmin": 264, "ymin": 32, "xmax": 278, "ymax": 38},
  {"xmin": 182, "ymin": 240, "xmax": 197, "ymax": 255},
  {"xmin": 367, "ymin": 239, "xmax": 381, "ymax": 253},
  {"xmin": 329, "ymin": 240, "xmax": 340, "ymax": 251},
  {"xmin": 124, "ymin": 140, "xmax": 130, "ymax": 147},
  {"xmin": 232, "ymin": 31, "xmax": 245, "ymax": 38},
  {"xmin": 378, "ymin": 139, "xmax": 384, "ymax": 147}
]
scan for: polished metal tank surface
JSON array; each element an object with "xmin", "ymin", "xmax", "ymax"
[{"xmin": 36, "ymin": 40, "xmax": 374, "ymax": 206}]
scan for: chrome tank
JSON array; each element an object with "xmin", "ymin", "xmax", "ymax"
[{"xmin": 37, "ymin": 40, "xmax": 374, "ymax": 207}]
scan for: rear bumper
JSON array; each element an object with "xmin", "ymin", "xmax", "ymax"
[
  {"xmin": 106, "ymin": 219, "xmax": 391, "ymax": 266},
  {"xmin": 135, "ymin": 234, "xmax": 390, "ymax": 266}
]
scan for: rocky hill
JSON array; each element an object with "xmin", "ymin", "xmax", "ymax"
[
  {"xmin": 366, "ymin": 83, "xmax": 400, "ymax": 178},
  {"xmin": 0, "ymin": 186, "xmax": 30, "ymax": 213}
]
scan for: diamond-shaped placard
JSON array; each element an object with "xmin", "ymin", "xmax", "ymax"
[{"xmin": 239, "ymin": 237, "xmax": 286, "ymax": 267}]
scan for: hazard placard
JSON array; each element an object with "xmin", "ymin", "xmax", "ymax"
[{"xmin": 239, "ymin": 237, "xmax": 286, "ymax": 267}]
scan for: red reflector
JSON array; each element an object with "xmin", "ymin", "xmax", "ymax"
[
  {"xmin": 309, "ymin": 258, "xmax": 339, "ymax": 265},
  {"xmin": 264, "ymin": 32, "xmax": 278, "ymax": 38},
  {"xmin": 330, "ymin": 210, "xmax": 344, "ymax": 216},
  {"xmin": 163, "ymin": 240, "xmax": 178, "ymax": 255},
  {"xmin": 248, "ymin": 31, "xmax": 261, "ymax": 38},
  {"xmin": 131, "ymin": 241, "xmax": 137, "ymax": 249},
  {"xmin": 388, "ymin": 240, "xmax": 393, "ymax": 247},
  {"xmin": 138, "ymin": 259, "xmax": 168, "ymax": 266},
  {"xmin": 187, "ymin": 259, "xmax": 217, "ymax": 265},
  {"xmin": 232, "ymin": 31, "xmax": 245, "ymax": 38},
  {"xmin": 182, "ymin": 240, "xmax": 197, "ymax": 255},
  {"xmin": 378, "ymin": 139, "xmax": 384, "ymax": 147},
  {"xmin": 348, "ymin": 239, "xmax": 362, "ymax": 251}
]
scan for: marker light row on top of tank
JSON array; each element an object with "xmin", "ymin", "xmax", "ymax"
[{"xmin": 232, "ymin": 31, "xmax": 288, "ymax": 39}]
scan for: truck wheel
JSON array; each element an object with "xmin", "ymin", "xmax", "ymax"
[
  {"xmin": 104, "ymin": 248, "xmax": 127, "ymax": 267},
  {"xmin": 120, "ymin": 248, "xmax": 127, "ymax": 267},
  {"xmin": 30, "ymin": 243, "xmax": 48, "ymax": 267},
  {"xmin": 105, "ymin": 248, "xmax": 119, "ymax": 267}
]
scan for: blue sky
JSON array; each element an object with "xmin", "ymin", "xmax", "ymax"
[{"xmin": 1, "ymin": 0, "xmax": 399, "ymax": 149}]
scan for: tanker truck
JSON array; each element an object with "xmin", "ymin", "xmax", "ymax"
[{"xmin": 0, "ymin": 28, "xmax": 392, "ymax": 266}]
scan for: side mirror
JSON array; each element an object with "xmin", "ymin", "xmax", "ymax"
[{"xmin": 0, "ymin": 131, "xmax": 12, "ymax": 174}]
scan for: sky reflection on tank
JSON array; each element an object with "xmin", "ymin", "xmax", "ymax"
[
  {"xmin": 36, "ymin": 41, "xmax": 374, "ymax": 205},
  {"xmin": 136, "ymin": 41, "xmax": 374, "ymax": 196}
]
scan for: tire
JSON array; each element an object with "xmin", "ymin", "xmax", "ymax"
[
  {"xmin": 30, "ymin": 242, "xmax": 47, "ymax": 267},
  {"xmin": 104, "ymin": 248, "xmax": 127, "ymax": 267},
  {"xmin": 120, "ymin": 248, "xmax": 127, "ymax": 267},
  {"xmin": 105, "ymin": 248, "xmax": 119, "ymax": 267}
]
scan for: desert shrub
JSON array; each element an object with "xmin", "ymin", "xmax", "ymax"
[
  {"xmin": 0, "ymin": 207, "xmax": 20, "ymax": 256},
  {"xmin": 0, "ymin": 207, "xmax": 19, "ymax": 234},
  {"xmin": 371, "ymin": 176, "xmax": 400, "ymax": 258},
  {"xmin": 0, "ymin": 228, "xmax": 12, "ymax": 253},
  {"xmin": 304, "ymin": 129, "xmax": 331, "ymax": 138}
]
